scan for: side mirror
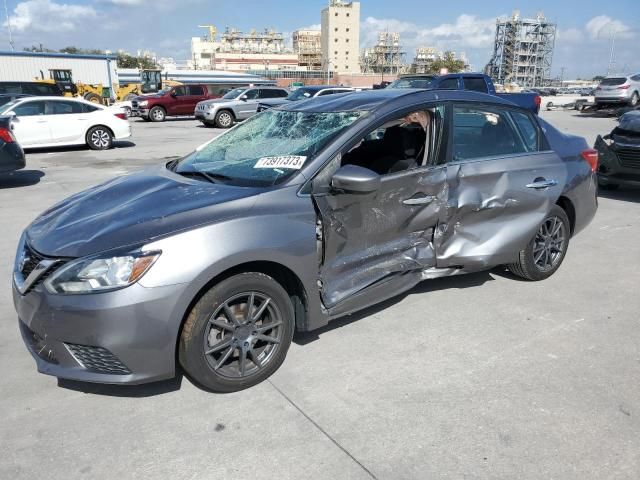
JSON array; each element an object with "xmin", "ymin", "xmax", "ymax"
[
  {"xmin": 5, "ymin": 110, "xmax": 16, "ymax": 117},
  {"xmin": 331, "ymin": 165, "xmax": 380, "ymax": 193},
  {"xmin": 240, "ymin": 95, "xmax": 248, "ymax": 101},
  {"xmin": 170, "ymin": 91, "xmax": 177, "ymax": 98}
]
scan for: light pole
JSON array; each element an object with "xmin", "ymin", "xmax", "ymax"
[
  {"xmin": 3, "ymin": 0, "xmax": 14, "ymax": 51},
  {"xmin": 327, "ymin": 59, "xmax": 332, "ymax": 84}
]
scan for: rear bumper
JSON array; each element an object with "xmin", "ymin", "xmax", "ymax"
[
  {"xmin": 0, "ymin": 142, "xmax": 26, "ymax": 173},
  {"xmin": 13, "ymin": 281, "xmax": 189, "ymax": 385}
]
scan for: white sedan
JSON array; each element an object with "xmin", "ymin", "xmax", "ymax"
[{"xmin": 0, "ymin": 96, "xmax": 131, "ymax": 150}]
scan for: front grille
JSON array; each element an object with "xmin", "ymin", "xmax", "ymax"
[
  {"xmin": 18, "ymin": 244, "xmax": 64, "ymax": 293},
  {"xmin": 617, "ymin": 148, "xmax": 640, "ymax": 169},
  {"xmin": 132, "ymin": 100, "xmax": 138, "ymax": 108},
  {"xmin": 65, "ymin": 343, "xmax": 131, "ymax": 375},
  {"xmin": 21, "ymin": 245, "xmax": 44, "ymax": 278}
]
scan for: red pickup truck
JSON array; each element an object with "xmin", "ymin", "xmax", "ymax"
[{"xmin": 132, "ymin": 84, "xmax": 235, "ymax": 122}]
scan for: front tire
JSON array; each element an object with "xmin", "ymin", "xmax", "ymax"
[
  {"xmin": 508, "ymin": 205, "xmax": 570, "ymax": 281},
  {"xmin": 629, "ymin": 92, "xmax": 639, "ymax": 107},
  {"xmin": 179, "ymin": 272, "xmax": 294, "ymax": 393},
  {"xmin": 149, "ymin": 106, "xmax": 166, "ymax": 122},
  {"xmin": 86, "ymin": 126, "xmax": 113, "ymax": 150},
  {"xmin": 214, "ymin": 110, "xmax": 234, "ymax": 128}
]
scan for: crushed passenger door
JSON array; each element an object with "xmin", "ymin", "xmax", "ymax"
[{"xmin": 313, "ymin": 166, "xmax": 448, "ymax": 309}]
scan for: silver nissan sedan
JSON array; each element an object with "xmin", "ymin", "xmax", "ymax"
[{"xmin": 13, "ymin": 89, "xmax": 598, "ymax": 392}]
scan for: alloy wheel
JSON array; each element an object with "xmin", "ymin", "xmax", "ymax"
[
  {"xmin": 533, "ymin": 216, "xmax": 566, "ymax": 272},
  {"xmin": 203, "ymin": 292, "xmax": 283, "ymax": 378},
  {"xmin": 91, "ymin": 129, "xmax": 110, "ymax": 148},
  {"xmin": 218, "ymin": 112, "xmax": 232, "ymax": 127}
]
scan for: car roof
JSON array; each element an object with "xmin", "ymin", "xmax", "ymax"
[
  {"xmin": 299, "ymin": 85, "xmax": 349, "ymax": 92},
  {"xmin": 281, "ymin": 88, "xmax": 521, "ymax": 113},
  {"xmin": 9, "ymin": 96, "xmax": 103, "ymax": 107}
]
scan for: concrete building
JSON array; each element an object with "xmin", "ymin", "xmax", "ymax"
[
  {"xmin": 321, "ymin": 1, "xmax": 360, "ymax": 74},
  {"xmin": 293, "ymin": 29, "xmax": 322, "ymax": 70}
]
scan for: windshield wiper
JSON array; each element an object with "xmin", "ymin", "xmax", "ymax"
[{"xmin": 175, "ymin": 170, "xmax": 234, "ymax": 184}]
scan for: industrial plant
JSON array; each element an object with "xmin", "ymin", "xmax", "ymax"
[{"xmin": 485, "ymin": 10, "xmax": 557, "ymax": 87}]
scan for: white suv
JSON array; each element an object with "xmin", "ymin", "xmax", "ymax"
[{"xmin": 595, "ymin": 74, "xmax": 640, "ymax": 107}]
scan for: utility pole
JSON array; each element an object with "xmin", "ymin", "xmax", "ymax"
[
  {"xmin": 560, "ymin": 66, "xmax": 565, "ymax": 87},
  {"xmin": 606, "ymin": 29, "xmax": 617, "ymax": 75},
  {"xmin": 3, "ymin": 0, "xmax": 13, "ymax": 51}
]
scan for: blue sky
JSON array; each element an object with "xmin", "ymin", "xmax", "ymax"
[{"xmin": 2, "ymin": 0, "xmax": 639, "ymax": 79}]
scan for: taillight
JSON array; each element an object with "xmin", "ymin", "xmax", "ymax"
[
  {"xmin": 581, "ymin": 149, "xmax": 598, "ymax": 172},
  {"xmin": 0, "ymin": 127, "xmax": 15, "ymax": 143},
  {"xmin": 114, "ymin": 113, "xmax": 127, "ymax": 120},
  {"xmin": 534, "ymin": 95, "xmax": 541, "ymax": 113},
  {"xmin": 618, "ymin": 85, "xmax": 630, "ymax": 90}
]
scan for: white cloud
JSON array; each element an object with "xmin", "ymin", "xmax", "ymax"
[
  {"xmin": 361, "ymin": 14, "xmax": 498, "ymax": 56},
  {"xmin": 108, "ymin": 0, "xmax": 144, "ymax": 5},
  {"xmin": 556, "ymin": 27, "xmax": 584, "ymax": 44},
  {"xmin": 585, "ymin": 15, "xmax": 634, "ymax": 40},
  {"xmin": 298, "ymin": 24, "xmax": 321, "ymax": 31},
  {"xmin": 6, "ymin": 0, "xmax": 98, "ymax": 33}
]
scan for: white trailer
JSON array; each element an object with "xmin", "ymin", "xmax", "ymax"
[{"xmin": 0, "ymin": 51, "xmax": 118, "ymax": 86}]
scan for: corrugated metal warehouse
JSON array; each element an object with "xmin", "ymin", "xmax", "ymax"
[{"xmin": 0, "ymin": 51, "xmax": 118, "ymax": 85}]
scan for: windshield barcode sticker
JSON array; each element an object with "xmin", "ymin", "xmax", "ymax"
[{"xmin": 254, "ymin": 156, "xmax": 307, "ymax": 169}]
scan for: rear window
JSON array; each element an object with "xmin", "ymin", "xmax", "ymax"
[
  {"xmin": 600, "ymin": 77, "xmax": 627, "ymax": 86},
  {"xmin": 463, "ymin": 77, "xmax": 488, "ymax": 93}
]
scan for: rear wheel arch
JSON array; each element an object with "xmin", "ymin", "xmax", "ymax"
[
  {"xmin": 176, "ymin": 261, "xmax": 309, "ymax": 356},
  {"xmin": 556, "ymin": 196, "xmax": 576, "ymax": 236}
]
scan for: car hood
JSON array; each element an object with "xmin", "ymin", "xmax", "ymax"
[
  {"xmin": 199, "ymin": 98, "xmax": 236, "ymax": 106},
  {"xmin": 26, "ymin": 165, "xmax": 261, "ymax": 258}
]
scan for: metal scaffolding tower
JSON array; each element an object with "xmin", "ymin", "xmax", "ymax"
[
  {"xmin": 360, "ymin": 32, "xmax": 407, "ymax": 75},
  {"xmin": 485, "ymin": 11, "xmax": 556, "ymax": 88}
]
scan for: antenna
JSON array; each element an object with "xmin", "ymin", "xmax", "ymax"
[{"xmin": 3, "ymin": 0, "xmax": 14, "ymax": 51}]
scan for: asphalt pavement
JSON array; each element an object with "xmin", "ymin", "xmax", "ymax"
[{"xmin": 1, "ymin": 111, "xmax": 638, "ymax": 480}]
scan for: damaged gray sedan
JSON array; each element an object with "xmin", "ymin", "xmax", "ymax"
[{"xmin": 13, "ymin": 89, "xmax": 598, "ymax": 392}]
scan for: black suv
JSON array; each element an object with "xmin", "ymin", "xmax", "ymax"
[{"xmin": 0, "ymin": 82, "xmax": 63, "ymax": 97}]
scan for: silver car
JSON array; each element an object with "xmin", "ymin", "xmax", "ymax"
[
  {"xmin": 13, "ymin": 89, "xmax": 597, "ymax": 393},
  {"xmin": 595, "ymin": 73, "xmax": 640, "ymax": 106},
  {"xmin": 194, "ymin": 86, "xmax": 289, "ymax": 128}
]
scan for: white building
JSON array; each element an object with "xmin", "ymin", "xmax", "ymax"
[{"xmin": 321, "ymin": 1, "xmax": 360, "ymax": 74}]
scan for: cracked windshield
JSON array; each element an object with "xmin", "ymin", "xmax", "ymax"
[{"xmin": 174, "ymin": 109, "xmax": 364, "ymax": 186}]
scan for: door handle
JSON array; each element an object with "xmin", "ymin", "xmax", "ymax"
[
  {"xmin": 403, "ymin": 195, "xmax": 435, "ymax": 206},
  {"xmin": 526, "ymin": 179, "xmax": 558, "ymax": 190}
]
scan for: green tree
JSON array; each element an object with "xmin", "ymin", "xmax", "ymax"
[
  {"xmin": 425, "ymin": 51, "xmax": 467, "ymax": 75},
  {"xmin": 116, "ymin": 52, "xmax": 157, "ymax": 69},
  {"xmin": 592, "ymin": 75, "xmax": 605, "ymax": 82}
]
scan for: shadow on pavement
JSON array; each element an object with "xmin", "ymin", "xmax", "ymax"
[
  {"xmin": 294, "ymin": 271, "xmax": 494, "ymax": 346},
  {"xmin": 26, "ymin": 141, "xmax": 136, "ymax": 153},
  {"xmin": 598, "ymin": 187, "xmax": 640, "ymax": 204},
  {"xmin": 58, "ymin": 374, "xmax": 183, "ymax": 397},
  {"xmin": 0, "ymin": 169, "xmax": 44, "ymax": 188}
]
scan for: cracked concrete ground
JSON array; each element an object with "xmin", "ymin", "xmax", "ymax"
[{"xmin": 1, "ymin": 111, "xmax": 638, "ymax": 479}]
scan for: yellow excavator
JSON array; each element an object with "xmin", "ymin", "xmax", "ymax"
[
  {"xmin": 37, "ymin": 68, "xmax": 180, "ymax": 104},
  {"xmin": 37, "ymin": 69, "xmax": 105, "ymax": 103}
]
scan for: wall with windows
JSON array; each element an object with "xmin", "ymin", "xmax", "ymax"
[{"xmin": 321, "ymin": 1, "xmax": 361, "ymax": 74}]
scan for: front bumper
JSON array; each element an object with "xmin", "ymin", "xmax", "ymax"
[
  {"xmin": 595, "ymin": 135, "xmax": 640, "ymax": 187},
  {"xmin": 132, "ymin": 108, "xmax": 150, "ymax": 117},
  {"xmin": 195, "ymin": 109, "xmax": 215, "ymax": 121},
  {"xmin": 13, "ymin": 280, "xmax": 189, "ymax": 385}
]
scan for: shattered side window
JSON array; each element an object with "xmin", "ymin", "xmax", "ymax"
[{"xmin": 175, "ymin": 110, "xmax": 363, "ymax": 186}]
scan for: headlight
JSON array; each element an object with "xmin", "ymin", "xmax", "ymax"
[
  {"xmin": 206, "ymin": 104, "xmax": 215, "ymax": 110},
  {"xmin": 44, "ymin": 250, "xmax": 160, "ymax": 294},
  {"xmin": 138, "ymin": 100, "xmax": 149, "ymax": 107}
]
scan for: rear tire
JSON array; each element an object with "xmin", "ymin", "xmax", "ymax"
[
  {"xmin": 508, "ymin": 205, "xmax": 570, "ymax": 281},
  {"xmin": 179, "ymin": 272, "xmax": 294, "ymax": 393},
  {"xmin": 149, "ymin": 106, "xmax": 166, "ymax": 122},
  {"xmin": 84, "ymin": 92, "xmax": 102, "ymax": 104},
  {"xmin": 86, "ymin": 126, "xmax": 113, "ymax": 150},
  {"xmin": 214, "ymin": 110, "xmax": 234, "ymax": 128}
]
